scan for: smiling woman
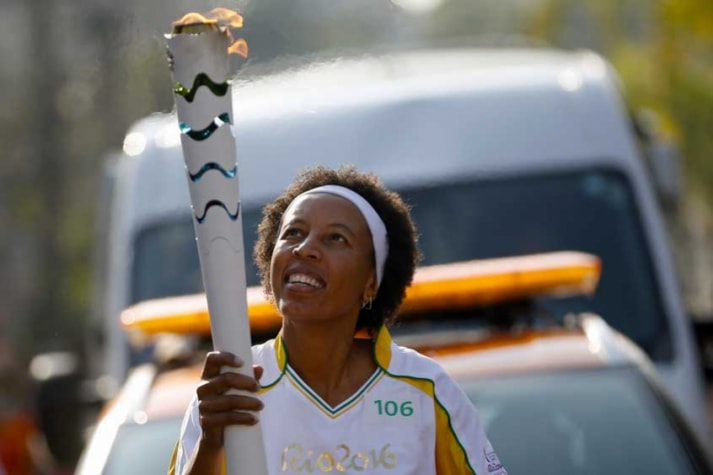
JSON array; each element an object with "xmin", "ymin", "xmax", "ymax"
[{"xmin": 168, "ymin": 165, "xmax": 508, "ymax": 475}]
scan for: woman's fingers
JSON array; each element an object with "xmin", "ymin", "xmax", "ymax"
[
  {"xmin": 196, "ymin": 392, "xmax": 262, "ymax": 445},
  {"xmin": 196, "ymin": 371, "xmax": 260, "ymax": 399},
  {"xmin": 200, "ymin": 410, "xmax": 259, "ymax": 428},
  {"xmin": 199, "ymin": 407, "xmax": 260, "ymax": 449},
  {"xmin": 195, "ymin": 352, "xmax": 264, "ymax": 439},
  {"xmin": 199, "ymin": 394, "xmax": 263, "ymax": 413},
  {"xmin": 200, "ymin": 351, "xmax": 243, "ymax": 380}
]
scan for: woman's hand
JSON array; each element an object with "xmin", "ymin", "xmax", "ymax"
[{"xmin": 195, "ymin": 351, "xmax": 264, "ymax": 450}]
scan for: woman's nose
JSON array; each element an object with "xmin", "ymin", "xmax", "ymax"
[{"xmin": 292, "ymin": 236, "xmax": 321, "ymax": 260}]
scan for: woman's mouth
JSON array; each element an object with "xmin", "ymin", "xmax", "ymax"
[{"xmin": 285, "ymin": 272, "xmax": 325, "ymax": 289}]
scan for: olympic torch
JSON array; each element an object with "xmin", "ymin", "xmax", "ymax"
[{"xmin": 166, "ymin": 9, "xmax": 268, "ymax": 475}]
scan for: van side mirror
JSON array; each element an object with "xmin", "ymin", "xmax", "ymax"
[{"xmin": 692, "ymin": 318, "xmax": 713, "ymax": 382}]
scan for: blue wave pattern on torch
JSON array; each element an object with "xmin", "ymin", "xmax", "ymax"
[
  {"xmin": 179, "ymin": 112, "xmax": 231, "ymax": 141},
  {"xmin": 174, "ymin": 73, "xmax": 229, "ymax": 102},
  {"xmin": 175, "ymin": 67, "xmax": 237, "ymax": 226},
  {"xmin": 189, "ymin": 163, "xmax": 238, "ymax": 182},
  {"xmin": 195, "ymin": 199, "xmax": 241, "ymax": 224}
]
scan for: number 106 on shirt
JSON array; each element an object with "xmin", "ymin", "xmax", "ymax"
[{"xmin": 374, "ymin": 400, "xmax": 414, "ymax": 417}]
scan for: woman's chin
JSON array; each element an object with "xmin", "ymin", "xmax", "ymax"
[{"xmin": 279, "ymin": 300, "xmax": 323, "ymax": 322}]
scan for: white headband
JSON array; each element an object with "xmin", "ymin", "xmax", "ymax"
[{"xmin": 290, "ymin": 185, "xmax": 388, "ymax": 288}]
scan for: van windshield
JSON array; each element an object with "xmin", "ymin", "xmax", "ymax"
[{"xmin": 131, "ymin": 169, "xmax": 670, "ymax": 361}]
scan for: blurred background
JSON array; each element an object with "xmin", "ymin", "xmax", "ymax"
[{"xmin": 0, "ymin": 0, "xmax": 710, "ymax": 473}]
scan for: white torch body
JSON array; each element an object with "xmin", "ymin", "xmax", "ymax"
[{"xmin": 167, "ymin": 28, "xmax": 268, "ymax": 475}]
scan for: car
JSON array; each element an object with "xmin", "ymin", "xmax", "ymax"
[
  {"xmin": 407, "ymin": 318, "xmax": 713, "ymax": 475},
  {"xmin": 75, "ymin": 252, "xmax": 713, "ymax": 474}
]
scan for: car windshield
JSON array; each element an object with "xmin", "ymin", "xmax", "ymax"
[
  {"xmin": 131, "ymin": 169, "xmax": 669, "ymax": 360},
  {"xmin": 460, "ymin": 367, "xmax": 708, "ymax": 475},
  {"xmin": 103, "ymin": 418, "xmax": 182, "ymax": 475}
]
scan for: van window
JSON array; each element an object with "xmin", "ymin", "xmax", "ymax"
[
  {"xmin": 130, "ymin": 210, "xmax": 263, "ymax": 303},
  {"xmin": 401, "ymin": 169, "xmax": 671, "ymax": 361},
  {"xmin": 130, "ymin": 169, "xmax": 670, "ymax": 361}
]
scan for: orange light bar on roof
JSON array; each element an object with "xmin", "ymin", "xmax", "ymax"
[
  {"xmin": 120, "ymin": 251, "xmax": 600, "ymax": 338},
  {"xmin": 120, "ymin": 286, "xmax": 281, "ymax": 338},
  {"xmin": 400, "ymin": 251, "xmax": 600, "ymax": 314}
]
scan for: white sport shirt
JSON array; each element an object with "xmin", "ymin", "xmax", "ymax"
[{"xmin": 169, "ymin": 327, "xmax": 507, "ymax": 475}]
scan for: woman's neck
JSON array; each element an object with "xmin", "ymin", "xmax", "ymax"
[{"xmin": 281, "ymin": 321, "xmax": 376, "ymax": 407}]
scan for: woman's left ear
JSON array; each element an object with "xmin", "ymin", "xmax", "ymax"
[{"xmin": 363, "ymin": 271, "xmax": 377, "ymax": 301}]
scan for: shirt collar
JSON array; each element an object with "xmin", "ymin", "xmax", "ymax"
[{"xmin": 273, "ymin": 325, "xmax": 393, "ymax": 372}]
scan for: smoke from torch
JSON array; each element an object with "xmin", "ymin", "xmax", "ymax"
[{"xmin": 167, "ymin": 9, "xmax": 268, "ymax": 475}]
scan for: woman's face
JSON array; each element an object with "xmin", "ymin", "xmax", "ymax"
[{"xmin": 270, "ymin": 192, "xmax": 376, "ymax": 326}]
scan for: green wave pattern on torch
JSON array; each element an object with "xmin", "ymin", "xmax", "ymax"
[{"xmin": 174, "ymin": 73, "xmax": 229, "ymax": 102}]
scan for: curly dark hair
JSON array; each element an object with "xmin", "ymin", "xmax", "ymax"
[{"xmin": 253, "ymin": 165, "xmax": 421, "ymax": 331}]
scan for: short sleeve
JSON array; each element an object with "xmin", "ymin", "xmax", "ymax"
[{"xmin": 433, "ymin": 371, "xmax": 507, "ymax": 475}]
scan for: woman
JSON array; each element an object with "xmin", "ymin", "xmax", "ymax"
[{"xmin": 170, "ymin": 165, "xmax": 506, "ymax": 475}]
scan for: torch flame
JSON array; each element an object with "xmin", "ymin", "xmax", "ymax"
[
  {"xmin": 228, "ymin": 38, "xmax": 249, "ymax": 58},
  {"xmin": 209, "ymin": 7, "xmax": 244, "ymax": 29},
  {"xmin": 172, "ymin": 7, "xmax": 249, "ymax": 58},
  {"xmin": 172, "ymin": 12, "xmax": 218, "ymax": 28}
]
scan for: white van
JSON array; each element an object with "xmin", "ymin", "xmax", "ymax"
[{"xmin": 92, "ymin": 48, "xmax": 707, "ymax": 440}]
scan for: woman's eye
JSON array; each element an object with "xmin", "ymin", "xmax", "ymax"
[
  {"xmin": 328, "ymin": 233, "xmax": 347, "ymax": 243},
  {"xmin": 282, "ymin": 228, "xmax": 302, "ymax": 239}
]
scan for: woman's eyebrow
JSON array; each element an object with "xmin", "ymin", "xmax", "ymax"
[
  {"xmin": 281, "ymin": 217, "xmax": 306, "ymax": 227},
  {"xmin": 282, "ymin": 217, "xmax": 357, "ymax": 237},
  {"xmin": 329, "ymin": 222, "xmax": 356, "ymax": 237},
  {"xmin": 278, "ymin": 217, "xmax": 304, "ymax": 233}
]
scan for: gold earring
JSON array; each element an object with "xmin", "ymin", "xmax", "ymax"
[{"xmin": 362, "ymin": 296, "xmax": 373, "ymax": 310}]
